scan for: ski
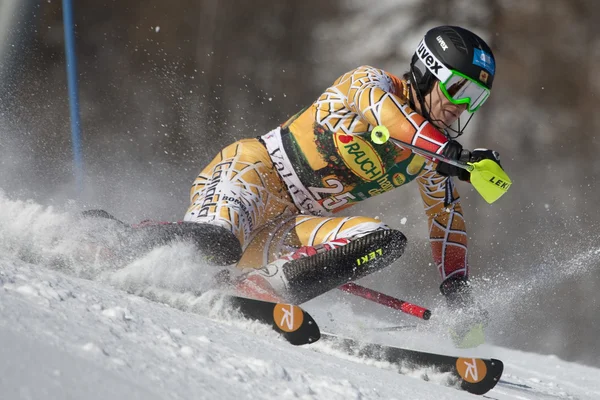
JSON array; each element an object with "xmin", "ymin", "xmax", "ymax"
[
  {"xmin": 320, "ymin": 333, "xmax": 503, "ymax": 395},
  {"xmin": 225, "ymin": 295, "xmax": 321, "ymax": 346}
]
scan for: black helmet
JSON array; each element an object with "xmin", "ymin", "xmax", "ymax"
[
  {"xmin": 411, "ymin": 25, "xmax": 495, "ymax": 95},
  {"xmin": 409, "ymin": 26, "xmax": 496, "ymax": 136}
]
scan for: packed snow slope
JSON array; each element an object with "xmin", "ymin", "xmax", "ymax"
[{"xmin": 1, "ymin": 193, "xmax": 599, "ymax": 400}]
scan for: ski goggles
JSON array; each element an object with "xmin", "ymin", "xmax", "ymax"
[
  {"xmin": 414, "ymin": 39, "xmax": 492, "ymax": 113},
  {"xmin": 438, "ymin": 70, "xmax": 491, "ymax": 113}
]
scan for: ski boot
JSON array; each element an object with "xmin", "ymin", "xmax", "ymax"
[
  {"xmin": 130, "ymin": 220, "xmax": 242, "ymax": 266},
  {"xmin": 81, "ymin": 210, "xmax": 242, "ymax": 266},
  {"xmin": 440, "ymin": 276, "xmax": 489, "ymax": 348},
  {"xmin": 237, "ymin": 229, "xmax": 407, "ymax": 304},
  {"xmin": 234, "ymin": 238, "xmax": 351, "ymax": 303}
]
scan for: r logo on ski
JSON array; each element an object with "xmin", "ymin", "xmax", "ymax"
[
  {"xmin": 273, "ymin": 303, "xmax": 304, "ymax": 332},
  {"xmin": 456, "ymin": 357, "xmax": 487, "ymax": 384}
]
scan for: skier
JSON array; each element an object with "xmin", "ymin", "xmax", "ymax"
[{"xmin": 184, "ymin": 25, "xmax": 503, "ymax": 343}]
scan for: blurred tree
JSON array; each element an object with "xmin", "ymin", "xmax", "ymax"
[{"xmin": 2, "ymin": 0, "xmax": 342, "ymax": 216}]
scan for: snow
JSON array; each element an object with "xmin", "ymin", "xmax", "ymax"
[{"xmin": 1, "ymin": 193, "xmax": 599, "ymax": 399}]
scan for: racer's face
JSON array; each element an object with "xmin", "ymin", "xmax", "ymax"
[{"xmin": 426, "ymin": 81, "xmax": 468, "ymax": 126}]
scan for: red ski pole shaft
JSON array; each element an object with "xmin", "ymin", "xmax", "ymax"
[{"xmin": 339, "ymin": 282, "xmax": 431, "ymax": 320}]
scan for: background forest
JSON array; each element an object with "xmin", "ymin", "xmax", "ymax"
[{"xmin": 1, "ymin": 0, "xmax": 599, "ymax": 367}]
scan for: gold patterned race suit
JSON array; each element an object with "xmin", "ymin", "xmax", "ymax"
[{"xmin": 184, "ymin": 66, "xmax": 468, "ymax": 281}]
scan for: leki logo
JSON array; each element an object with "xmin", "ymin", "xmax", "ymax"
[
  {"xmin": 273, "ymin": 304, "xmax": 304, "ymax": 332},
  {"xmin": 356, "ymin": 248, "xmax": 383, "ymax": 266},
  {"xmin": 488, "ymin": 176, "xmax": 510, "ymax": 190},
  {"xmin": 334, "ymin": 133, "xmax": 385, "ymax": 181},
  {"xmin": 456, "ymin": 358, "xmax": 487, "ymax": 383}
]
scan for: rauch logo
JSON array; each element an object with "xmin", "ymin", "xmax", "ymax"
[{"xmin": 334, "ymin": 133, "xmax": 385, "ymax": 181}]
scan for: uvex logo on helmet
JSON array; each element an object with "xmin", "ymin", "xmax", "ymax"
[{"xmin": 416, "ymin": 40, "xmax": 451, "ymax": 82}]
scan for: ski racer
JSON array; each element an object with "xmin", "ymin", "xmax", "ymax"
[{"xmin": 183, "ymin": 25, "xmax": 504, "ymax": 342}]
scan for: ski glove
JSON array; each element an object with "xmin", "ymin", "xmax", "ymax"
[
  {"xmin": 436, "ymin": 143, "xmax": 503, "ymax": 182},
  {"xmin": 460, "ymin": 149, "xmax": 503, "ymax": 183},
  {"xmin": 435, "ymin": 140, "xmax": 471, "ymax": 181},
  {"xmin": 469, "ymin": 149, "xmax": 502, "ymax": 167}
]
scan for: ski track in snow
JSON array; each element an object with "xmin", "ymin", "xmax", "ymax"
[
  {"xmin": 0, "ymin": 194, "xmax": 599, "ymax": 399},
  {"xmin": 0, "ymin": 257, "xmax": 463, "ymax": 400},
  {"xmin": 2, "ymin": 258, "xmax": 600, "ymax": 400}
]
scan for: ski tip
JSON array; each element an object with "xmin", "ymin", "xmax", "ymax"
[
  {"xmin": 225, "ymin": 295, "xmax": 321, "ymax": 346},
  {"xmin": 458, "ymin": 357, "xmax": 504, "ymax": 395},
  {"xmin": 277, "ymin": 304, "xmax": 321, "ymax": 345}
]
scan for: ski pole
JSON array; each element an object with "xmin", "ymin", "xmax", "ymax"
[
  {"xmin": 339, "ymin": 282, "xmax": 431, "ymax": 320},
  {"xmin": 371, "ymin": 125, "xmax": 511, "ymax": 204},
  {"xmin": 371, "ymin": 126, "xmax": 470, "ymax": 171}
]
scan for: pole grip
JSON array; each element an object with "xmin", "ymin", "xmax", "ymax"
[{"xmin": 339, "ymin": 283, "xmax": 431, "ymax": 320}]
